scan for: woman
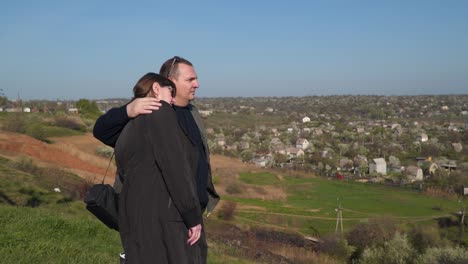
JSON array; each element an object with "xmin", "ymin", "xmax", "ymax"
[{"xmin": 115, "ymin": 73, "xmax": 204, "ymax": 263}]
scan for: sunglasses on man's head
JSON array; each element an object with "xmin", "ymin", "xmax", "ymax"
[{"xmin": 167, "ymin": 56, "xmax": 181, "ymax": 78}]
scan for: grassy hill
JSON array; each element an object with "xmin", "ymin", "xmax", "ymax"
[
  {"xmin": 0, "ymin": 156, "xmax": 258, "ymax": 263},
  {"xmin": 0, "ymin": 129, "xmax": 466, "ymax": 263}
]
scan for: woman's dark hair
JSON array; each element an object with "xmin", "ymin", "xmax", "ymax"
[{"xmin": 132, "ymin": 72, "xmax": 176, "ymax": 100}]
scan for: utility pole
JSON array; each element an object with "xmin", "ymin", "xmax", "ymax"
[
  {"xmin": 335, "ymin": 198, "xmax": 343, "ymax": 237},
  {"xmin": 459, "ymin": 201, "xmax": 465, "ymax": 245}
]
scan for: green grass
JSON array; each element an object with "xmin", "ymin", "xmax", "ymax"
[
  {"xmin": 0, "ymin": 157, "xmax": 260, "ymax": 263},
  {"xmin": 0, "ymin": 204, "xmax": 122, "ymax": 264},
  {"xmin": 224, "ymin": 175, "xmax": 462, "ymax": 237},
  {"xmin": 40, "ymin": 125, "xmax": 84, "ymax": 137},
  {"xmin": 239, "ymin": 172, "xmax": 280, "ymax": 185},
  {"xmin": 0, "ymin": 112, "xmax": 86, "ymax": 141}
]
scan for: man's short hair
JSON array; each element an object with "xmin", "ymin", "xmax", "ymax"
[{"xmin": 159, "ymin": 56, "xmax": 193, "ymax": 79}]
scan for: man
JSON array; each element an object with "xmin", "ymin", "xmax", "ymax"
[{"xmin": 93, "ymin": 56, "xmax": 219, "ymax": 262}]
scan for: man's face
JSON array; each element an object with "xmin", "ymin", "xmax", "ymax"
[{"xmin": 171, "ymin": 63, "xmax": 199, "ymax": 106}]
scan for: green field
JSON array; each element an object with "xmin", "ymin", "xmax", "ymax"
[{"xmin": 233, "ymin": 172, "xmax": 462, "ymax": 237}]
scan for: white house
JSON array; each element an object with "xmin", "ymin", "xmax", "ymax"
[
  {"xmin": 23, "ymin": 107, "xmax": 31, "ymax": 113},
  {"xmin": 68, "ymin": 107, "xmax": 79, "ymax": 114},
  {"xmin": 417, "ymin": 133, "xmax": 429, "ymax": 142},
  {"xmin": 215, "ymin": 135, "xmax": 226, "ymax": 146},
  {"xmin": 369, "ymin": 158, "xmax": 387, "ymax": 175},
  {"xmin": 198, "ymin": 110, "xmax": 213, "ymax": 117},
  {"xmin": 302, "ymin": 116, "xmax": 311, "ymax": 123},
  {"xmin": 295, "ymin": 138, "xmax": 310, "ymax": 150}
]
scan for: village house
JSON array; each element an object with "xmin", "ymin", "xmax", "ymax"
[
  {"xmin": 271, "ymin": 128, "xmax": 280, "ymax": 136},
  {"xmin": 355, "ymin": 127, "xmax": 365, "ymax": 133},
  {"xmin": 405, "ymin": 166, "xmax": 424, "ymax": 182},
  {"xmin": 369, "ymin": 158, "xmax": 387, "ymax": 175},
  {"xmin": 206, "ymin": 128, "xmax": 215, "ymax": 135},
  {"xmin": 67, "ymin": 107, "xmax": 79, "ymax": 114},
  {"xmin": 226, "ymin": 144, "xmax": 238, "ymax": 151},
  {"xmin": 286, "ymin": 147, "xmax": 304, "ymax": 159},
  {"xmin": 312, "ymin": 128, "xmax": 323, "ymax": 136},
  {"xmin": 265, "ymin": 107, "xmax": 274, "ymax": 113},
  {"xmin": 302, "ymin": 116, "xmax": 311, "ymax": 123},
  {"xmin": 452, "ymin": 143, "xmax": 463, "ymax": 153},
  {"xmin": 447, "ymin": 123, "xmax": 459, "ymax": 132},
  {"xmin": 428, "ymin": 162, "xmax": 439, "ymax": 175},
  {"xmin": 320, "ymin": 149, "xmax": 333, "ymax": 159},
  {"xmin": 198, "ymin": 110, "xmax": 213, "ymax": 117},
  {"xmin": 417, "ymin": 133, "xmax": 429, "ymax": 142},
  {"xmin": 251, "ymin": 156, "xmax": 272, "ymax": 168},
  {"xmin": 239, "ymin": 141, "xmax": 250, "ymax": 150},
  {"xmin": 6, "ymin": 108, "xmax": 22, "ymax": 112},
  {"xmin": 295, "ymin": 138, "xmax": 310, "ymax": 150},
  {"xmin": 339, "ymin": 158, "xmax": 353, "ymax": 172},
  {"xmin": 271, "ymin": 145, "xmax": 286, "ymax": 155},
  {"xmin": 440, "ymin": 160, "xmax": 457, "ymax": 173},
  {"xmin": 215, "ymin": 135, "xmax": 226, "ymax": 147}
]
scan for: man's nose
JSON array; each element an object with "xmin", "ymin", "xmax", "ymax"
[{"xmin": 193, "ymin": 80, "xmax": 199, "ymax": 88}]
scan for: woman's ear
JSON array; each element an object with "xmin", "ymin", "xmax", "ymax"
[{"xmin": 151, "ymin": 82, "xmax": 160, "ymax": 98}]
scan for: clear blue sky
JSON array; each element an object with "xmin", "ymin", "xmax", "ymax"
[{"xmin": 1, "ymin": 0, "xmax": 467, "ymax": 100}]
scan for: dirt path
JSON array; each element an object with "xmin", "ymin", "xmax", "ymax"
[{"xmin": 0, "ymin": 131, "xmax": 116, "ymax": 183}]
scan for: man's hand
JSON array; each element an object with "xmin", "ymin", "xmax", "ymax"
[
  {"xmin": 126, "ymin": 97, "xmax": 162, "ymax": 118},
  {"xmin": 187, "ymin": 224, "xmax": 202, "ymax": 246}
]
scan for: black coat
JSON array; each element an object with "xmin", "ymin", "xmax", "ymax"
[
  {"xmin": 93, "ymin": 103, "xmax": 220, "ymax": 214},
  {"xmin": 115, "ymin": 102, "xmax": 206, "ymax": 263}
]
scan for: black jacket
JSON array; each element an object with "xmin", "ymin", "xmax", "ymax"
[
  {"xmin": 93, "ymin": 103, "xmax": 220, "ymax": 214},
  {"xmin": 116, "ymin": 102, "xmax": 205, "ymax": 263}
]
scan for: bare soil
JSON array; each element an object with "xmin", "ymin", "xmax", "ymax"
[
  {"xmin": 0, "ymin": 131, "xmax": 287, "ymax": 200},
  {"xmin": 0, "ymin": 131, "xmax": 115, "ymax": 183}
]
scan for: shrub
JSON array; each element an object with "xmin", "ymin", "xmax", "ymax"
[
  {"xmin": 95, "ymin": 146, "xmax": 114, "ymax": 158},
  {"xmin": 2, "ymin": 113, "xmax": 27, "ymax": 133},
  {"xmin": 8, "ymin": 157, "xmax": 40, "ymax": 175},
  {"xmin": 347, "ymin": 217, "xmax": 399, "ymax": 250},
  {"xmin": 347, "ymin": 216, "xmax": 400, "ymax": 260},
  {"xmin": 54, "ymin": 116, "xmax": 86, "ymax": 131},
  {"xmin": 225, "ymin": 182, "xmax": 243, "ymax": 194},
  {"xmin": 317, "ymin": 234, "xmax": 353, "ymax": 260},
  {"xmin": 25, "ymin": 123, "xmax": 50, "ymax": 143},
  {"xmin": 408, "ymin": 225, "xmax": 444, "ymax": 253},
  {"xmin": 360, "ymin": 232, "xmax": 415, "ymax": 264},
  {"xmin": 218, "ymin": 201, "xmax": 237, "ymax": 221},
  {"xmin": 415, "ymin": 246, "xmax": 468, "ymax": 264}
]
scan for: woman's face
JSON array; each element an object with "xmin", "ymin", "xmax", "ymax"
[{"xmin": 158, "ymin": 85, "xmax": 175, "ymax": 104}]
